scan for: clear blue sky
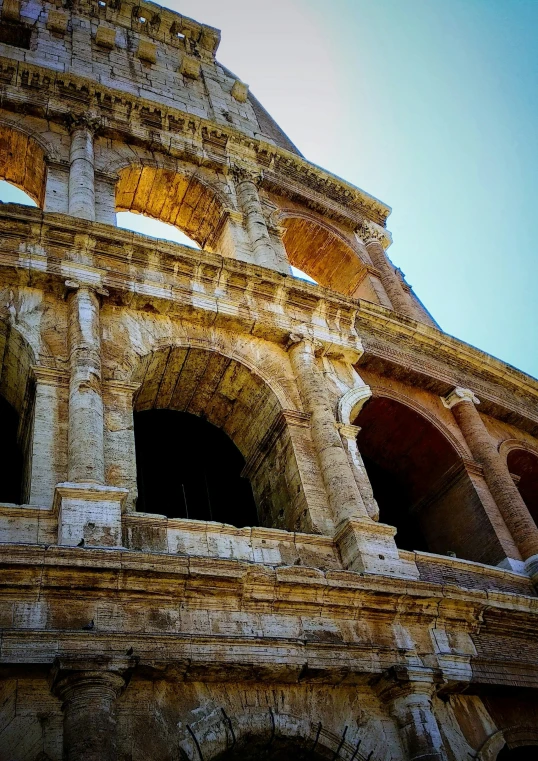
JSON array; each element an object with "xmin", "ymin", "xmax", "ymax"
[{"xmin": 2, "ymin": 1, "xmax": 536, "ymax": 377}]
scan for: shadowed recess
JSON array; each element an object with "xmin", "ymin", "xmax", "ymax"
[
  {"xmin": 355, "ymin": 396, "xmax": 507, "ymax": 565},
  {"xmin": 507, "ymin": 448, "xmax": 538, "ymax": 528},
  {"xmin": 134, "ymin": 409, "xmax": 258, "ymax": 526}
]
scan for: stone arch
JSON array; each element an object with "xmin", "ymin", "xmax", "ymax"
[
  {"xmin": 178, "ymin": 708, "xmax": 369, "ymax": 761},
  {"xmin": 127, "ymin": 341, "xmax": 313, "ymax": 531},
  {"xmin": 499, "ymin": 439, "xmax": 538, "ymax": 528},
  {"xmin": 353, "ymin": 388, "xmax": 508, "ymax": 564},
  {"xmin": 365, "ymin": 386, "xmax": 471, "ymax": 461},
  {"xmin": 114, "ymin": 157, "xmax": 230, "ymax": 251},
  {"xmin": 0, "ymin": 120, "xmax": 49, "ymax": 206},
  {"xmin": 273, "ymin": 208, "xmax": 369, "ymax": 298}
]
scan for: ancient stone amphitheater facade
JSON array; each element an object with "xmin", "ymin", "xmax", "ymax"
[{"xmin": 0, "ymin": 1, "xmax": 537, "ymax": 759}]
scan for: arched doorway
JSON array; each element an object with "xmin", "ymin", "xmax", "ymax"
[
  {"xmin": 354, "ymin": 395, "xmax": 505, "ymax": 564},
  {"xmin": 134, "ymin": 409, "xmax": 258, "ymax": 526},
  {"xmin": 131, "ymin": 346, "xmax": 311, "ymax": 532},
  {"xmin": 212, "ymin": 737, "xmax": 330, "ymax": 760},
  {"xmin": 497, "ymin": 745, "xmax": 538, "ymax": 760},
  {"xmin": 505, "ymin": 447, "xmax": 538, "ymax": 528}
]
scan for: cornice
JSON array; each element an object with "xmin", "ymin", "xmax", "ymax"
[{"xmin": 0, "ymin": 58, "xmax": 391, "ymax": 227}]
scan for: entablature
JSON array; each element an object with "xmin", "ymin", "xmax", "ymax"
[{"xmin": 0, "ymin": 58, "xmax": 391, "ymax": 228}]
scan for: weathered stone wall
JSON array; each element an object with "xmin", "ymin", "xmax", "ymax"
[{"xmin": 0, "ymin": 1, "xmax": 537, "ymax": 759}]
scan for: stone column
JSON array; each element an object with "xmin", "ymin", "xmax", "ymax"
[
  {"xmin": 27, "ymin": 367, "xmax": 69, "ymax": 508},
  {"xmin": 287, "ymin": 335, "xmax": 370, "ymax": 527},
  {"xmin": 442, "ymin": 388, "xmax": 538, "ymax": 577},
  {"xmin": 374, "ymin": 667, "xmax": 447, "ymax": 761},
  {"xmin": 67, "ymin": 283, "xmax": 105, "ymax": 484},
  {"xmin": 234, "ymin": 170, "xmax": 286, "ymax": 273},
  {"xmin": 357, "ymin": 220, "xmax": 421, "ymax": 321},
  {"xmin": 338, "ymin": 423, "xmax": 379, "ymax": 521},
  {"xmin": 68, "ymin": 116, "xmax": 99, "ymax": 221},
  {"xmin": 55, "ymin": 282, "xmax": 127, "ymax": 547},
  {"xmin": 50, "ymin": 658, "xmax": 133, "ymax": 761}
]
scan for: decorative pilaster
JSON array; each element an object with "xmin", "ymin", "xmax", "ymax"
[
  {"xmin": 66, "ymin": 282, "xmax": 105, "ymax": 484},
  {"xmin": 357, "ymin": 220, "xmax": 422, "ymax": 321},
  {"xmin": 103, "ymin": 381, "xmax": 140, "ymax": 513},
  {"xmin": 68, "ymin": 114, "xmax": 100, "ymax": 221},
  {"xmin": 338, "ymin": 423, "xmax": 379, "ymax": 520},
  {"xmin": 234, "ymin": 169, "xmax": 287, "ymax": 273},
  {"xmin": 50, "ymin": 657, "xmax": 134, "ymax": 761},
  {"xmin": 442, "ymin": 387, "xmax": 538, "ymax": 579},
  {"xmin": 27, "ymin": 367, "xmax": 69, "ymax": 508},
  {"xmin": 373, "ymin": 667, "xmax": 447, "ymax": 761},
  {"xmin": 287, "ymin": 335, "xmax": 369, "ymax": 526},
  {"xmin": 55, "ymin": 281, "xmax": 128, "ymax": 547}
]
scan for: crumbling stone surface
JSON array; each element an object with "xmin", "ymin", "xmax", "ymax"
[{"xmin": 0, "ymin": 1, "xmax": 537, "ymax": 759}]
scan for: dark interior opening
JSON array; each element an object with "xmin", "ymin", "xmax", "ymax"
[
  {"xmin": 134, "ymin": 409, "xmax": 258, "ymax": 527},
  {"xmin": 355, "ymin": 396, "xmax": 465, "ymax": 555},
  {"xmin": 507, "ymin": 449, "xmax": 538, "ymax": 527},
  {"xmin": 0, "ymin": 21, "xmax": 31, "ymax": 49},
  {"xmin": 497, "ymin": 746, "xmax": 538, "ymax": 760},
  {"xmin": 0, "ymin": 395, "xmax": 23, "ymax": 504}
]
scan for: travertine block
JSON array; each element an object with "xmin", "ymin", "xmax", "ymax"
[
  {"xmin": 46, "ymin": 9, "xmax": 69, "ymax": 34},
  {"xmin": 231, "ymin": 79, "xmax": 249, "ymax": 103},
  {"xmin": 137, "ymin": 39, "xmax": 157, "ymax": 64},
  {"xmin": 180, "ymin": 55, "xmax": 201, "ymax": 79},
  {"xmin": 55, "ymin": 482, "xmax": 128, "ymax": 547},
  {"xmin": 1, "ymin": 0, "xmax": 20, "ymax": 22},
  {"xmin": 95, "ymin": 24, "xmax": 116, "ymax": 49}
]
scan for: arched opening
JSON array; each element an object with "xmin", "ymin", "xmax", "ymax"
[
  {"xmin": 280, "ymin": 215, "xmax": 368, "ymax": 298},
  {"xmin": 117, "ymin": 211, "xmax": 199, "ymax": 248},
  {"xmin": 131, "ymin": 346, "xmax": 309, "ymax": 532},
  {"xmin": 0, "ymin": 124, "xmax": 47, "ymax": 207},
  {"xmin": 0, "ymin": 179, "xmax": 37, "ymax": 207},
  {"xmin": 116, "ymin": 166, "xmax": 225, "ymax": 251},
  {"xmin": 354, "ymin": 395, "xmax": 503, "ymax": 563},
  {"xmin": 506, "ymin": 448, "xmax": 538, "ymax": 527},
  {"xmin": 497, "ymin": 746, "xmax": 538, "ymax": 760},
  {"xmin": 134, "ymin": 409, "xmax": 258, "ymax": 526}
]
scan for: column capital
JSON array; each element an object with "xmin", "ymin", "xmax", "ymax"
[
  {"xmin": 49, "ymin": 655, "xmax": 137, "ymax": 702},
  {"xmin": 286, "ymin": 333, "xmax": 323, "ymax": 355},
  {"xmin": 372, "ymin": 665, "xmax": 444, "ymax": 705},
  {"xmin": 356, "ymin": 219, "xmax": 392, "ymax": 249},
  {"xmin": 441, "ymin": 387, "xmax": 480, "ymax": 409},
  {"xmin": 31, "ymin": 365, "xmax": 70, "ymax": 388},
  {"xmin": 337, "ymin": 422, "xmax": 361, "ymax": 439},
  {"xmin": 65, "ymin": 111, "xmax": 102, "ymax": 136},
  {"xmin": 232, "ymin": 164, "xmax": 263, "ymax": 187},
  {"xmin": 65, "ymin": 279, "xmax": 109, "ymax": 298}
]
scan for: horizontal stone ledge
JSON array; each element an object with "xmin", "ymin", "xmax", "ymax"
[{"xmin": 1, "ymin": 544, "xmax": 538, "ymax": 622}]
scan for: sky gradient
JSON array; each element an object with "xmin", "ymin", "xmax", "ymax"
[{"xmin": 2, "ymin": 1, "xmax": 536, "ymax": 377}]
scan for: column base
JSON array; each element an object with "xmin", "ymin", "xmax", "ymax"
[
  {"xmin": 497, "ymin": 556, "xmax": 527, "ymax": 574},
  {"xmin": 54, "ymin": 482, "xmax": 128, "ymax": 548},
  {"xmin": 335, "ymin": 518, "xmax": 419, "ymax": 579}
]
